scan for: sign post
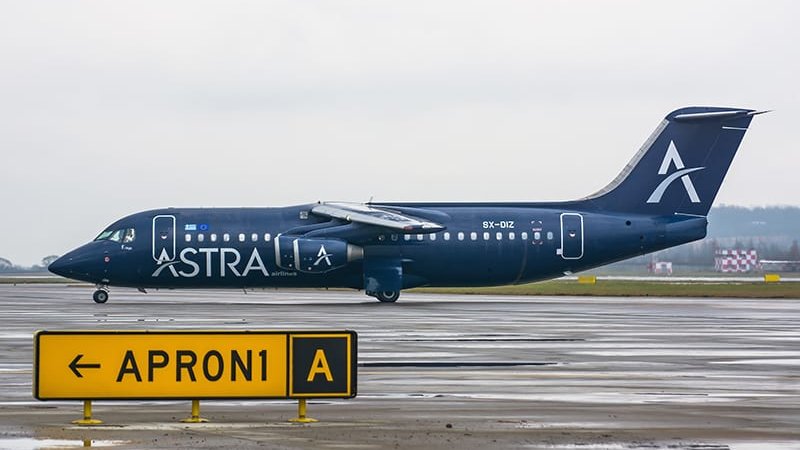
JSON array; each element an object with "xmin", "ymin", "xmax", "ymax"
[{"xmin": 34, "ymin": 330, "xmax": 356, "ymax": 424}]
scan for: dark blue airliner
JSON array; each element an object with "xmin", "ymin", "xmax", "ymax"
[{"xmin": 50, "ymin": 107, "xmax": 764, "ymax": 303}]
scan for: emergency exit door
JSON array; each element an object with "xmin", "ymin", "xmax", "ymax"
[
  {"xmin": 152, "ymin": 215, "xmax": 176, "ymax": 264},
  {"xmin": 558, "ymin": 213, "xmax": 583, "ymax": 260}
]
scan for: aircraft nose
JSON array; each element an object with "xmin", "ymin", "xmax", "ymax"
[
  {"xmin": 47, "ymin": 244, "xmax": 108, "ymax": 283},
  {"xmin": 48, "ymin": 254, "xmax": 74, "ymax": 277}
]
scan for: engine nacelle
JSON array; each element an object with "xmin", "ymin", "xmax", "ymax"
[{"xmin": 275, "ymin": 236, "xmax": 363, "ymax": 273}]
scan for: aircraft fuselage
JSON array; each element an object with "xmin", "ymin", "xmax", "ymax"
[{"xmin": 58, "ymin": 204, "xmax": 705, "ymax": 290}]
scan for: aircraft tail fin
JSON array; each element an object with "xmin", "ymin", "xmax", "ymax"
[{"xmin": 583, "ymin": 106, "xmax": 765, "ymax": 216}]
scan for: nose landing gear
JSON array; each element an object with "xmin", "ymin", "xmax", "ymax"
[{"xmin": 92, "ymin": 286, "xmax": 109, "ymax": 304}]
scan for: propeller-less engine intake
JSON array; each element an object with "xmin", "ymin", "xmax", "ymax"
[{"xmin": 275, "ymin": 236, "xmax": 363, "ymax": 273}]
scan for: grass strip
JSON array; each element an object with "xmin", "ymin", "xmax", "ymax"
[{"xmin": 413, "ymin": 280, "xmax": 800, "ymax": 298}]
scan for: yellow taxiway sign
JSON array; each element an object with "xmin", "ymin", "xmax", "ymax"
[{"xmin": 34, "ymin": 330, "xmax": 356, "ymax": 400}]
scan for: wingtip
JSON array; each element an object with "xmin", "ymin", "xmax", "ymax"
[{"xmin": 749, "ymin": 110, "xmax": 772, "ymax": 116}]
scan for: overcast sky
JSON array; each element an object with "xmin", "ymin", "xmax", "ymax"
[{"xmin": 1, "ymin": 1, "xmax": 798, "ymax": 266}]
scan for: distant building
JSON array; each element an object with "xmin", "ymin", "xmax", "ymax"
[
  {"xmin": 648, "ymin": 261, "xmax": 673, "ymax": 275},
  {"xmin": 714, "ymin": 249, "xmax": 759, "ymax": 273},
  {"xmin": 759, "ymin": 260, "xmax": 800, "ymax": 272}
]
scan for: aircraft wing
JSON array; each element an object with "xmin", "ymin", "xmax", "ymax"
[{"xmin": 311, "ymin": 202, "xmax": 445, "ymax": 233}]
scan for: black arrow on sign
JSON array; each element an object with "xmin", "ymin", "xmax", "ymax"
[{"xmin": 69, "ymin": 354, "xmax": 101, "ymax": 378}]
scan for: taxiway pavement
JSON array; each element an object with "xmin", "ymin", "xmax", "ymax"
[{"xmin": 0, "ymin": 285, "xmax": 798, "ymax": 449}]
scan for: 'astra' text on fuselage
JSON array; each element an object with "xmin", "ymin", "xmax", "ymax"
[{"xmin": 152, "ymin": 247, "xmax": 273, "ymax": 278}]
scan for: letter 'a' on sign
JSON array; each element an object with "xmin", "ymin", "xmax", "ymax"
[
  {"xmin": 289, "ymin": 332, "xmax": 356, "ymax": 398},
  {"xmin": 307, "ymin": 349, "xmax": 334, "ymax": 382}
]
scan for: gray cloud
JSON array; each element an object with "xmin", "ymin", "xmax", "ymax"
[{"xmin": 0, "ymin": 0, "xmax": 797, "ymax": 265}]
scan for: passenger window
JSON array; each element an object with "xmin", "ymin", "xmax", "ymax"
[
  {"xmin": 429, "ymin": 233, "xmax": 436, "ymax": 241},
  {"xmin": 416, "ymin": 234, "xmax": 423, "ymax": 241},
  {"xmin": 534, "ymin": 231, "xmax": 541, "ymax": 240},
  {"xmin": 210, "ymin": 233, "xmax": 218, "ymax": 242},
  {"xmin": 443, "ymin": 232, "xmax": 450, "ymax": 241},
  {"xmin": 122, "ymin": 228, "xmax": 136, "ymax": 243},
  {"xmin": 251, "ymin": 233, "xmax": 258, "ymax": 242},
  {"xmin": 496, "ymin": 232, "xmax": 502, "ymax": 240},
  {"xmin": 238, "ymin": 233, "xmax": 245, "ymax": 242},
  {"xmin": 458, "ymin": 232, "xmax": 465, "ymax": 241},
  {"xmin": 197, "ymin": 233, "xmax": 205, "ymax": 242},
  {"xmin": 483, "ymin": 232, "xmax": 490, "ymax": 241},
  {"xmin": 509, "ymin": 232, "xmax": 515, "ymax": 240},
  {"xmin": 404, "ymin": 234, "xmax": 411, "ymax": 241},
  {"xmin": 264, "ymin": 233, "xmax": 271, "ymax": 242},
  {"xmin": 521, "ymin": 232, "xmax": 529, "ymax": 240},
  {"xmin": 391, "ymin": 234, "xmax": 398, "ymax": 241},
  {"xmin": 470, "ymin": 232, "xmax": 477, "ymax": 241},
  {"xmin": 223, "ymin": 233, "xmax": 230, "ymax": 242},
  {"xmin": 185, "ymin": 234, "xmax": 192, "ymax": 242},
  {"xmin": 547, "ymin": 231, "xmax": 554, "ymax": 240}
]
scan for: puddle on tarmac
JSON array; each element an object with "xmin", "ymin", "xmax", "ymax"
[
  {"xmin": 0, "ymin": 438, "xmax": 126, "ymax": 449},
  {"xmin": 730, "ymin": 443, "xmax": 800, "ymax": 450},
  {"xmin": 536, "ymin": 442, "xmax": 800, "ymax": 450}
]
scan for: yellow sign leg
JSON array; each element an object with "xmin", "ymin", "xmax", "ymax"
[
  {"xmin": 180, "ymin": 399, "xmax": 208, "ymax": 423},
  {"xmin": 72, "ymin": 400, "xmax": 103, "ymax": 425},
  {"xmin": 289, "ymin": 399, "xmax": 318, "ymax": 423}
]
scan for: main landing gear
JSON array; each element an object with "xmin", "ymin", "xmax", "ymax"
[
  {"xmin": 368, "ymin": 290, "xmax": 400, "ymax": 303},
  {"xmin": 92, "ymin": 286, "xmax": 109, "ymax": 304}
]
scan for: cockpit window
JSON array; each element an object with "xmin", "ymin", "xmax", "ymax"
[
  {"xmin": 108, "ymin": 229, "xmax": 124, "ymax": 242},
  {"xmin": 95, "ymin": 228, "xmax": 136, "ymax": 243},
  {"xmin": 95, "ymin": 230, "xmax": 114, "ymax": 241}
]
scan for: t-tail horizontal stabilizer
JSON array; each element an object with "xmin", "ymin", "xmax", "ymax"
[{"xmin": 583, "ymin": 107, "xmax": 766, "ymax": 217}]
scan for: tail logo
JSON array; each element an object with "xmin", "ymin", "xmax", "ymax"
[{"xmin": 646, "ymin": 141, "xmax": 705, "ymax": 204}]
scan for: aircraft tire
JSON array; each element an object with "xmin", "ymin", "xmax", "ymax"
[
  {"xmin": 375, "ymin": 290, "xmax": 400, "ymax": 303},
  {"xmin": 92, "ymin": 290, "xmax": 109, "ymax": 304}
]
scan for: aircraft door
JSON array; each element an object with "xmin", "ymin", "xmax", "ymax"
[
  {"xmin": 152, "ymin": 215, "xmax": 176, "ymax": 264},
  {"xmin": 558, "ymin": 213, "xmax": 583, "ymax": 259}
]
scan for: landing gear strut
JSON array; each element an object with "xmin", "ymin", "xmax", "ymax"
[
  {"xmin": 92, "ymin": 287, "xmax": 109, "ymax": 304},
  {"xmin": 369, "ymin": 290, "xmax": 400, "ymax": 303}
]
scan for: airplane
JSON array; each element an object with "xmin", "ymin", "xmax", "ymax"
[{"xmin": 49, "ymin": 106, "xmax": 764, "ymax": 304}]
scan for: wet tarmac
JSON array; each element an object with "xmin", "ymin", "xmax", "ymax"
[{"xmin": 0, "ymin": 285, "xmax": 798, "ymax": 449}]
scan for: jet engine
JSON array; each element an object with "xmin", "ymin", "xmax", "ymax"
[{"xmin": 275, "ymin": 236, "xmax": 363, "ymax": 273}]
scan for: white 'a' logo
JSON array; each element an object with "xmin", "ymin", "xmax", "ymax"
[
  {"xmin": 156, "ymin": 248, "xmax": 172, "ymax": 264},
  {"xmin": 646, "ymin": 141, "xmax": 705, "ymax": 204},
  {"xmin": 313, "ymin": 245, "xmax": 333, "ymax": 266}
]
